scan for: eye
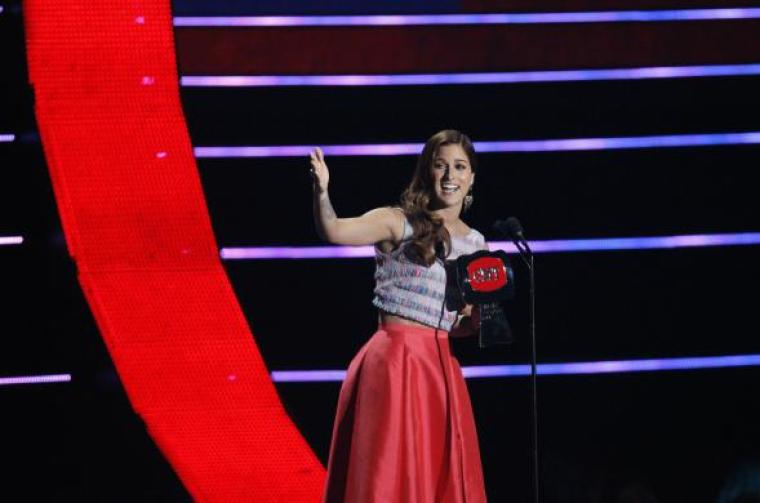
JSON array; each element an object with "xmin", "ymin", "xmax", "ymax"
[
  {"xmin": 434, "ymin": 163, "xmax": 446, "ymax": 170},
  {"xmin": 455, "ymin": 163, "xmax": 468, "ymax": 171}
]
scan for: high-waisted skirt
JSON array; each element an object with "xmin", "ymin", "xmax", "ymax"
[{"xmin": 323, "ymin": 323, "xmax": 487, "ymax": 502}]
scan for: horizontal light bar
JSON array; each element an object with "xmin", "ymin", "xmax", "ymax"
[
  {"xmin": 0, "ymin": 133, "xmax": 16, "ymax": 142},
  {"xmin": 174, "ymin": 8, "xmax": 760, "ymax": 27},
  {"xmin": 220, "ymin": 232, "xmax": 760, "ymax": 260},
  {"xmin": 504, "ymin": 232, "xmax": 760, "ymax": 253},
  {"xmin": 222, "ymin": 245, "xmax": 376, "ymax": 260},
  {"xmin": 270, "ymin": 353, "xmax": 760, "ymax": 382},
  {"xmin": 196, "ymin": 131, "xmax": 760, "ymax": 159},
  {"xmin": 181, "ymin": 64, "xmax": 760, "ymax": 87},
  {"xmin": 0, "ymin": 236, "xmax": 24, "ymax": 246},
  {"xmin": 0, "ymin": 373, "xmax": 72, "ymax": 386}
]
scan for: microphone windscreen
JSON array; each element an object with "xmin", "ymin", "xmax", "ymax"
[
  {"xmin": 492, "ymin": 220, "xmax": 508, "ymax": 235},
  {"xmin": 504, "ymin": 217, "xmax": 524, "ymax": 238},
  {"xmin": 493, "ymin": 217, "xmax": 524, "ymax": 238}
]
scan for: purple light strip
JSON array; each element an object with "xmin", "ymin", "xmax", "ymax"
[
  {"xmin": 181, "ymin": 64, "xmax": 760, "ymax": 87},
  {"xmin": 0, "ymin": 236, "xmax": 24, "ymax": 246},
  {"xmin": 196, "ymin": 143, "xmax": 420, "ymax": 158},
  {"xmin": 0, "ymin": 133, "xmax": 16, "ymax": 142},
  {"xmin": 174, "ymin": 8, "xmax": 760, "ymax": 27},
  {"xmin": 222, "ymin": 245, "xmax": 376, "ymax": 260},
  {"xmin": 220, "ymin": 232, "xmax": 760, "ymax": 260},
  {"xmin": 195, "ymin": 131, "xmax": 760, "ymax": 158},
  {"xmin": 0, "ymin": 373, "xmax": 72, "ymax": 386},
  {"xmin": 476, "ymin": 132, "xmax": 760, "ymax": 152},
  {"xmin": 496, "ymin": 232, "xmax": 760, "ymax": 254},
  {"xmin": 270, "ymin": 354, "xmax": 760, "ymax": 382}
]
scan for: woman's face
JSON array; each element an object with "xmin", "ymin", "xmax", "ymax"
[{"xmin": 429, "ymin": 143, "xmax": 475, "ymax": 210}]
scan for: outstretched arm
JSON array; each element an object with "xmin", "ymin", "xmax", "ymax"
[{"xmin": 310, "ymin": 147, "xmax": 403, "ymax": 246}]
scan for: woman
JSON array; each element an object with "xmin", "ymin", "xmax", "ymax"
[{"xmin": 311, "ymin": 130, "xmax": 488, "ymax": 502}]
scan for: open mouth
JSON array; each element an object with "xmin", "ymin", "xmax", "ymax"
[{"xmin": 441, "ymin": 183, "xmax": 460, "ymax": 194}]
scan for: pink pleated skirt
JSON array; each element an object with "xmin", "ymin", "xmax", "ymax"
[{"xmin": 323, "ymin": 323, "xmax": 487, "ymax": 502}]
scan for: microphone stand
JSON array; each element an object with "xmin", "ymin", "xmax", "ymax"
[{"xmin": 513, "ymin": 238, "xmax": 539, "ymax": 503}]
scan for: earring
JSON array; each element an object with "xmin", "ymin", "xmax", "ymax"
[{"xmin": 463, "ymin": 185, "xmax": 474, "ymax": 211}]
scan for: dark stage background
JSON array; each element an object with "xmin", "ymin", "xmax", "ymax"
[{"xmin": 2, "ymin": 0, "xmax": 760, "ymax": 501}]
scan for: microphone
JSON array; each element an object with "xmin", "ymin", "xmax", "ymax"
[
  {"xmin": 493, "ymin": 217, "xmax": 532, "ymax": 262},
  {"xmin": 493, "ymin": 216, "xmax": 525, "ymax": 240},
  {"xmin": 494, "ymin": 217, "xmax": 539, "ymax": 502}
]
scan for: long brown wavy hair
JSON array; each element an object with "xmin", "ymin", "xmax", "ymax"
[{"xmin": 400, "ymin": 129, "xmax": 477, "ymax": 266}]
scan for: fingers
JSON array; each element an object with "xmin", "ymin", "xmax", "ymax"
[
  {"xmin": 309, "ymin": 147, "xmax": 328, "ymax": 174},
  {"xmin": 308, "ymin": 148, "xmax": 327, "ymax": 188},
  {"xmin": 309, "ymin": 148, "xmax": 324, "ymax": 166}
]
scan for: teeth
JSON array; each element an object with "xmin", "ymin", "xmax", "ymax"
[{"xmin": 442, "ymin": 184, "xmax": 459, "ymax": 193}]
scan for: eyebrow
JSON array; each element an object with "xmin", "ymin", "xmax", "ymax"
[{"xmin": 435, "ymin": 157, "xmax": 469, "ymax": 164}]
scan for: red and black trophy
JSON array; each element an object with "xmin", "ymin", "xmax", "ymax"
[{"xmin": 455, "ymin": 249, "xmax": 515, "ymax": 347}]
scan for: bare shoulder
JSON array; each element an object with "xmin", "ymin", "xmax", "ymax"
[
  {"xmin": 457, "ymin": 221, "xmax": 488, "ymax": 250},
  {"xmin": 471, "ymin": 228, "xmax": 489, "ymax": 250}
]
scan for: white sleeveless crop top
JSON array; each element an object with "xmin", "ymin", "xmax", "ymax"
[{"xmin": 372, "ymin": 213, "xmax": 488, "ymax": 331}]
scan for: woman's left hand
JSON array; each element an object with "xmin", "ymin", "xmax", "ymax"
[
  {"xmin": 470, "ymin": 304, "xmax": 481, "ymax": 331},
  {"xmin": 450, "ymin": 304, "xmax": 479, "ymax": 338}
]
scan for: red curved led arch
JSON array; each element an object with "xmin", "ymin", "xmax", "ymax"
[{"xmin": 24, "ymin": 1, "xmax": 325, "ymax": 500}]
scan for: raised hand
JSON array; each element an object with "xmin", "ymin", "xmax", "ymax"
[{"xmin": 309, "ymin": 147, "xmax": 329, "ymax": 194}]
